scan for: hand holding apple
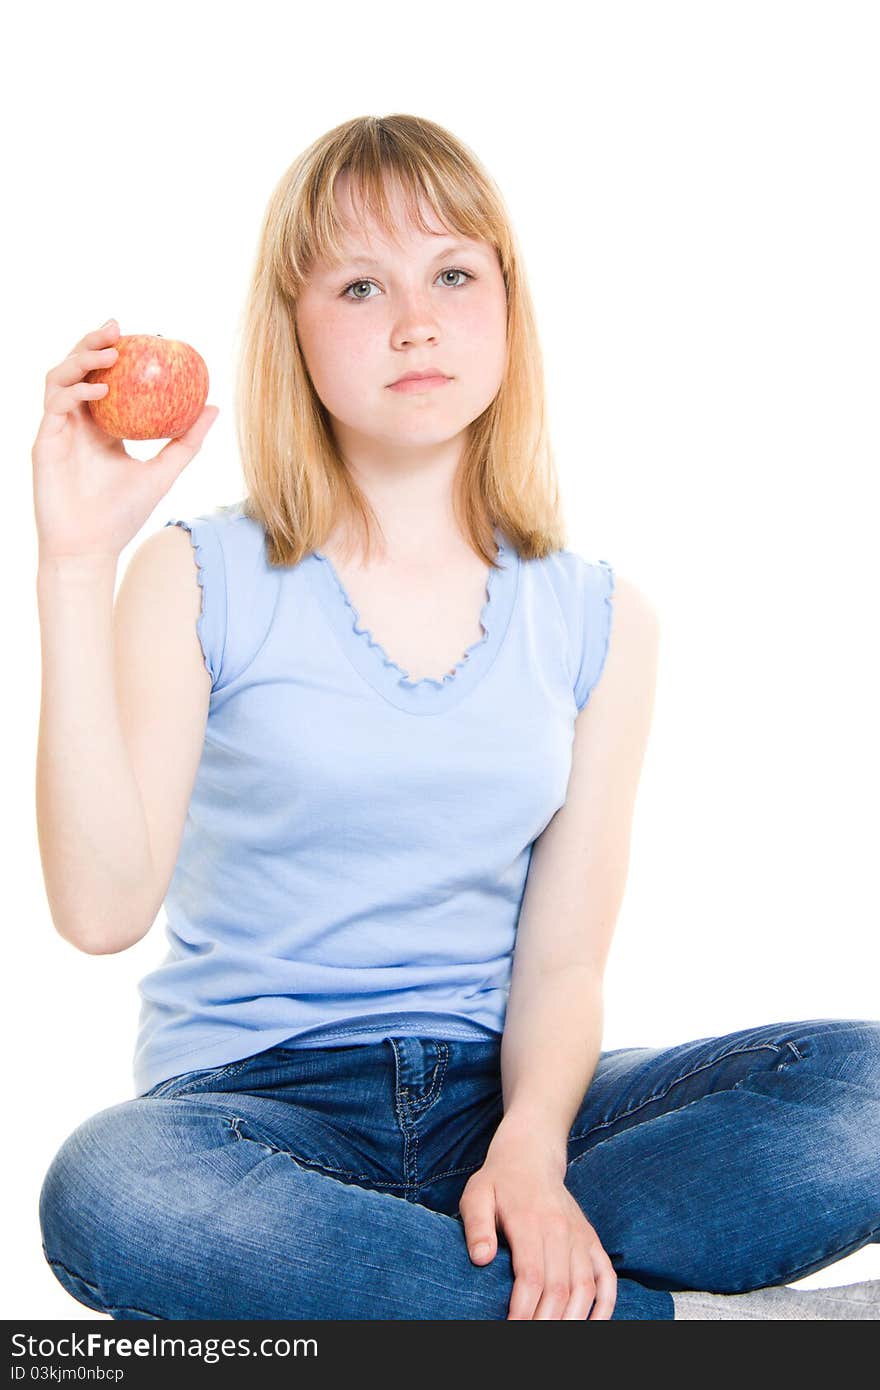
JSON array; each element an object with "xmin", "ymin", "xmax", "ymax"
[
  {"xmin": 86, "ymin": 332, "xmax": 210, "ymax": 441},
  {"xmin": 32, "ymin": 318, "xmax": 219, "ymax": 565}
]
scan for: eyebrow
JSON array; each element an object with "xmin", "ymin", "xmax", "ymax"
[{"xmin": 336, "ymin": 241, "xmax": 485, "ymax": 270}]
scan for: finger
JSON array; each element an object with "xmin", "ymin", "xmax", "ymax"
[
  {"xmin": 36, "ymin": 377, "xmax": 115, "ymax": 442},
  {"xmin": 67, "ymin": 318, "xmax": 121, "ymax": 361},
  {"xmin": 532, "ymin": 1223, "xmax": 574, "ymax": 1319},
  {"xmin": 459, "ymin": 1187, "xmax": 497, "ymax": 1264},
  {"xmin": 146, "ymin": 405, "xmax": 220, "ymax": 488},
  {"xmin": 564, "ymin": 1244, "xmax": 598, "ymax": 1320},
  {"xmin": 45, "ymin": 344, "xmax": 120, "ymax": 396},
  {"xmin": 506, "ymin": 1227, "xmax": 544, "ymax": 1320},
  {"xmin": 46, "ymin": 319, "xmax": 120, "ymax": 391},
  {"xmin": 587, "ymin": 1250, "xmax": 618, "ymax": 1321},
  {"xmin": 41, "ymin": 321, "xmax": 122, "ymax": 433},
  {"xmin": 469, "ymin": 1237, "xmax": 496, "ymax": 1264}
]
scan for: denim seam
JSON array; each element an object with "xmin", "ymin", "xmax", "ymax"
[
  {"xmin": 567, "ymin": 1041, "xmax": 793, "ymax": 1147},
  {"xmin": 145, "ymin": 1055, "xmax": 257, "ymax": 1100},
  {"xmin": 408, "ymin": 1042, "xmax": 450, "ymax": 1112},
  {"xmin": 44, "ymin": 1251, "xmax": 163, "ymax": 1320},
  {"xmin": 280, "ymin": 1023, "xmax": 494, "ymax": 1042},
  {"xmin": 230, "ymin": 1113, "xmax": 409, "ymax": 1189},
  {"xmin": 390, "ymin": 1040, "xmax": 418, "ymax": 1195},
  {"xmin": 407, "ymin": 1109, "xmax": 420, "ymax": 1193},
  {"xmin": 770, "ymin": 1218, "xmax": 880, "ymax": 1287},
  {"xmin": 394, "ymin": 1043, "xmax": 450, "ymax": 1195},
  {"xmin": 417, "ymin": 1160, "xmax": 486, "ymax": 1188}
]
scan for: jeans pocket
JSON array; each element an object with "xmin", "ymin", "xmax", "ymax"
[{"xmin": 143, "ymin": 1054, "xmax": 259, "ymax": 1100}]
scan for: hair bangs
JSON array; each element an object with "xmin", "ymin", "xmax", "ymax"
[{"xmin": 285, "ymin": 129, "xmax": 505, "ymax": 293}]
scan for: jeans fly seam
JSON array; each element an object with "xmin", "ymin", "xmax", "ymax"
[
  {"xmin": 395, "ymin": 1044, "xmax": 452, "ymax": 1194},
  {"xmin": 408, "ymin": 1113, "xmax": 420, "ymax": 1193},
  {"xmin": 389, "ymin": 1040, "xmax": 419, "ymax": 1195},
  {"xmin": 567, "ymin": 1041, "xmax": 788, "ymax": 1146},
  {"xmin": 394, "ymin": 1093, "xmax": 421, "ymax": 1195}
]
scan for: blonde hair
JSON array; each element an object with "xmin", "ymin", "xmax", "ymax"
[{"xmin": 233, "ymin": 113, "xmax": 567, "ymax": 568}]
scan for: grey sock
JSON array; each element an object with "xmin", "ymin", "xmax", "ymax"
[{"xmin": 671, "ymin": 1279, "xmax": 880, "ymax": 1320}]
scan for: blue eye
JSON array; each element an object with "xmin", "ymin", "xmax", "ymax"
[{"xmin": 341, "ymin": 268, "xmax": 475, "ymax": 301}]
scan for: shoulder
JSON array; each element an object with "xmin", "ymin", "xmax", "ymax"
[
  {"xmin": 155, "ymin": 499, "xmax": 280, "ymax": 694},
  {"xmin": 159, "ymin": 500, "xmax": 277, "ymax": 607},
  {"xmin": 162, "ymin": 498, "xmax": 266, "ymax": 565},
  {"xmin": 531, "ymin": 546, "xmax": 658, "ymax": 631},
  {"xmin": 581, "ymin": 570, "xmax": 660, "ymax": 727},
  {"xmin": 525, "ymin": 547, "xmax": 617, "ymax": 626},
  {"xmin": 607, "ymin": 571, "xmax": 660, "ymax": 632},
  {"xmin": 601, "ymin": 571, "xmax": 660, "ymax": 673},
  {"xmin": 525, "ymin": 546, "xmax": 658, "ymax": 710}
]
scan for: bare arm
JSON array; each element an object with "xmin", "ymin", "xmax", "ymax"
[
  {"xmin": 455, "ymin": 574, "xmax": 661, "ymax": 1319},
  {"xmin": 497, "ymin": 574, "xmax": 661, "ymax": 1149},
  {"xmin": 35, "ymin": 528, "xmax": 212, "ymax": 955},
  {"xmin": 36, "ymin": 554, "xmax": 154, "ymax": 953}
]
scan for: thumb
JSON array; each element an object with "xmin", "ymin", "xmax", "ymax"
[
  {"xmin": 470, "ymin": 1239, "xmax": 495, "ymax": 1264},
  {"xmin": 148, "ymin": 404, "xmax": 220, "ymax": 487},
  {"xmin": 463, "ymin": 1213, "xmax": 498, "ymax": 1264}
]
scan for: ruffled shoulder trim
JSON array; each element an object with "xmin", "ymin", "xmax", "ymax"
[
  {"xmin": 164, "ymin": 517, "xmax": 226, "ymax": 688},
  {"xmin": 574, "ymin": 556, "xmax": 616, "ymax": 709}
]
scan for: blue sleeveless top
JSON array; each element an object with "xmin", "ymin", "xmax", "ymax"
[{"xmin": 132, "ymin": 500, "xmax": 615, "ymax": 1096}]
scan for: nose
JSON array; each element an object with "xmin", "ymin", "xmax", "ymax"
[{"xmin": 390, "ymin": 297, "xmax": 442, "ymax": 349}]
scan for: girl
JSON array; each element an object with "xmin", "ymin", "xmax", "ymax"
[{"xmin": 34, "ymin": 113, "xmax": 879, "ymax": 1320}]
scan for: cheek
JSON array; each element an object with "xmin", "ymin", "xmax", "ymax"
[
  {"xmin": 301, "ymin": 310, "xmax": 373, "ymax": 388},
  {"xmin": 456, "ymin": 289, "xmax": 506, "ymax": 352},
  {"xmin": 456, "ymin": 304, "xmax": 507, "ymax": 384}
]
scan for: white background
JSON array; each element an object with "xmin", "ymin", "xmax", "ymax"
[{"xmin": 4, "ymin": 0, "xmax": 878, "ymax": 1318}]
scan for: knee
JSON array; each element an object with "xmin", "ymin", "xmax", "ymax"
[
  {"xmin": 843, "ymin": 1019, "xmax": 880, "ymax": 1091},
  {"xmin": 802, "ymin": 1019, "xmax": 880, "ymax": 1082},
  {"xmin": 39, "ymin": 1103, "xmax": 137, "ymax": 1270},
  {"xmin": 858, "ymin": 1019, "xmax": 880, "ymax": 1054},
  {"xmin": 806, "ymin": 1023, "xmax": 878, "ymax": 1061}
]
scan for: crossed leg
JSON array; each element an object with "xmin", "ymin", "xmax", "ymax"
[{"xmin": 39, "ymin": 1017, "xmax": 880, "ymax": 1319}]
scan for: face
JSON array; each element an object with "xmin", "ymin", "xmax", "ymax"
[{"xmin": 294, "ymin": 172, "xmax": 509, "ymax": 467}]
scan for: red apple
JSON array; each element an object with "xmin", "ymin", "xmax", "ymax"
[{"xmin": 86, "ymin": 333, "xmax": 209, "ymax": 440}]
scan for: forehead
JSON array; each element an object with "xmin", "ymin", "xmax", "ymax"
[
  {"xmin": 331, "ymin": 237, "xmax": 488, "ymax": 271},
  {"xmin": 320, "ymin": 171, "xmax": 486, "ymax": 266}
]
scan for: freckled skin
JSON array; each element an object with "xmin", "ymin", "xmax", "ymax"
[
  {"xmin": 87, "ymin": 334, "xmax": 209, "ymax": 440},
  {"xmin": 294, "ymin": 173, "xmax": 509, "ymax": 480}
]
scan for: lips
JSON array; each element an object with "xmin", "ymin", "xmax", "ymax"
[
  {"xmin": 388, "ymin": 371, "xmax": 449, "ymax": 385},
  {"xmin": 387, "ymin": 374, "xmax": 451, "ymax": 395}
]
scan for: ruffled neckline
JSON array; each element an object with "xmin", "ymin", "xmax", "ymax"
[{"xmin": 311, "ymin": 528, "xmax": 507, "ymax": 691}]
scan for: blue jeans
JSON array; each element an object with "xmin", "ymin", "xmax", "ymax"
[{"xmin": 39, "ymin": 1016, "xmax": 880, "ymax": 1320}]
